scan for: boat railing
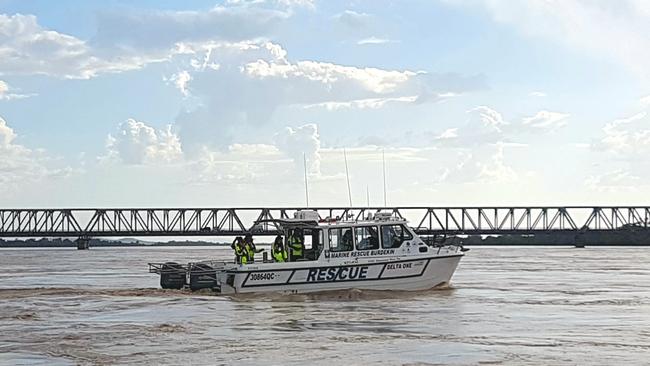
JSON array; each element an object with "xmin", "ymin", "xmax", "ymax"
[{"xmin": 148, "ymin": 262, "xmax": 189, "ymax": 275}]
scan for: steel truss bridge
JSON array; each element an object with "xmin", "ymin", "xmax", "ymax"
[{"xmin": 0, "ymin": 206, "xmax": 649, "ymax": 239}]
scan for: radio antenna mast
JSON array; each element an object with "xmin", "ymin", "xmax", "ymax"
[
  {"xmin": 303, "ymin": 153, "xmax": 309, "ymax": 207},
  {"xmin": 382, "ymin": 149, "xmax": 387, "ymax": 207},
  {"xmin": 366, "ymin": 185, "xmax": 370, "ymax": 207},
  {"xmin": 344, "ymin": 148, "xmax": 352, "ymax": 206}
]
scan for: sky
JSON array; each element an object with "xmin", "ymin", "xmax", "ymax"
[{"xmin": 0, "ymin": 0, "xmax": 649, "ymax": 208}]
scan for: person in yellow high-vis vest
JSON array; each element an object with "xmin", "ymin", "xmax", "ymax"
[
  {"xmin": 244, "ymin": 233, "xmax": 263, "ymax": 263},
  {"xmin": 271, "ymin": 235, "xmax": 288, "ymax": 262},
  {"xmin": 231, "ymin": 236, "xmax": 247, "ymax": 264},
  {"xmin": 288, "ymin": 229, "xmax": 305, "ymax": 261}
]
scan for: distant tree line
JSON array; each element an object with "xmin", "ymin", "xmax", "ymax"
[
  {"xmin": 2, "ymin": 228, "xmax": 649, "ymax": 248},
  {"xmin": 0, "ymin": 238, "xmax": 231, "ymax": 248},
  {"xmin": 450, "ymin": 229, "xmax": 650, "ymax": 246}
]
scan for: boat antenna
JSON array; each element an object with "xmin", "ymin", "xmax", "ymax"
[
  {"xmin": 344, "ymin": 148, "xmax": 352, "ymax": 206},
  {"xmin": 303, "ymin": 152, "xmax": 309, "ymax": 207},
  {"xmin": 366, "ymin": 184, "xmax": 370, "ymax": 207},
  {"xmin": 382, "ymin": 149, "xmax": 387, "ymax": 206}
]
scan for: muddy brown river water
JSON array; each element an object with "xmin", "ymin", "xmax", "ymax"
[{"xmin": 0, "ymin": 246, "xmax": 649, "ymax": 365}]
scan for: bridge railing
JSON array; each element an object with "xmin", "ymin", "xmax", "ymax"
[{"xmin": 1, "ymin": 207, "xmax": 649, "ymax": 237}]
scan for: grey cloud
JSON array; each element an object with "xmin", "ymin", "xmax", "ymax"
[
  {"xmin": 273, "ymin": 123, "xmax": 321, "ymax": 174},
  {"xmin": 92, "ymin": 6, "xmax": 287, "ymax": 53}
]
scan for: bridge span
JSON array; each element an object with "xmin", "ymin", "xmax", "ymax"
[{"xmin": 1, "ymin": 206, "xmax": 649, "ymax": 239}]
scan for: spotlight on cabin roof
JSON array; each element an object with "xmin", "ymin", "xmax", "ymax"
[
  {"xmin": 373, "ymin": 212, "xmax": 393, "ymax": 221},
  {"xmin": 294, "ymin": 210, "xmax": 320, "ymax": 221}
]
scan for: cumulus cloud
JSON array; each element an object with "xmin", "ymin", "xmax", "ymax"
[
  {"xmin": 434, "ymin": 106, "xmax": 569, "ymax": 146},
  {"xmin": 585, "ymin": 169, "xmax": 641, "ymax": 192},
  {"xmin": 333, "ymin": 10, "xmax": 373, "ymax": 29},
  {"xmin": 186, "ymin": 142, "xmax": 290, "ymax": 185},
  {"xmin": 167, "ymin": 71, "xmax": 192, "ymax": 96},
  {"xmin": 0, "ymin": 14, "xmax": 165, "ymax": 79},
  {"xmin": 304, "ymin": 96, "xmax": 420, "ymax": 110},
  {"xmin": 173, "ymin": 41, "xmax": 485, "ymax": 150},
  {"xmin": 640, "ymin": 95, "xmax": 650, "ymax": 108},
  {"xmin": 469, "ymin": 106, "xmax": 507, "ymax": 131},
  {"xmin": 476, "ymin": 143, "xmax": 518, "ymax": 183},
  {"xmin": 434, "ymin": 106, "xmax": 506, "ymax": 146},
  {"xmin": 0, "ymin": 3, "xmax": 287, "ymax": 79},
  {"xmin": 434, "ymin": 144, "xmax": 519, "ymax": 184},
  {"xmin": 105, "ymin": 119, "xmax": 183, "ymax": 165},
  {"xmin": 521, "ymin": 110, "xmax": 569, "ymax": 131},
  {"xmin": 357, "ymin": 37, "xmax": 397, "ymax": 45},
  {"xmin": 0, "ymin": 116, "xmax": 72, "ymax": 187},
  {"xmin": 587, "ymin": 104, "xmax": 650, "ymax": 189},
  {"xmin": 0, "ymin": 80, "xmax": 35, "ymax": 100},
  {"xmin": 226, "ymin": 0, "xmax": 315, "ymax": 9},
  {"xmin": 0, "ymin": 116, "xmax": 17, "ymax": 145},
  {"xmin": 184, "ymin": 132, "xmax": 437, "ymax": 186},
  {"xmin": 189, "ymin": 150, "xmax": 269, "ymax": 185},
  {"xmin": 242, "ymin": 56, "xmax": 415, "ymax": 94},
  {"xmin": 429, "ymin": 106, "xmax": 570, "ymax": 184},
  {"xmin": 591, "ymin": 111, "xmax": 650, "ymax": 157},
  {"xmin": 1, "ymin": 8, "xmax": 486, "ymax": 155},
  {"xmin": 273, "ymin": 123, "xmax": 321, "ymax": 175}
]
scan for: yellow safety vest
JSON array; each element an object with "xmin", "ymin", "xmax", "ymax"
[
  {"xmin": 272, "ymin": 244, "xmax": 287, "ymax": 262},
  {"xmin": 234, "ymin": 242, "xmax": 247, "ymax": 264},
  {"xmin": 245, "ymin": 242, "xmax": 255, "ymax": 263},
  {"xmin": 289, "ymin": 236, "xmax": 303, "ymax": 257}
]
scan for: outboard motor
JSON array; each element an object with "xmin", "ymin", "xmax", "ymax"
[
  {"xmin": 188, "ymin": 263, "xmax": 217, "ymax": 291},
  {"xmin": 160, "ymin": 262, "xmax": 186, "ymax": 289}
]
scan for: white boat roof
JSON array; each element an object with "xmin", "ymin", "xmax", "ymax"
[
  {"xmin": 318, "ymin": 218, "xmax": 407, "ymax": 227},
  {"xmin": 257, "ymin": 215, "xmax": 408, "ymax": 230}
]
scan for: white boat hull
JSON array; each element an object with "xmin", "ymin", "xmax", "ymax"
[{"xmin": 218, "ymin": 254, "xmax": 463, "ymax": 294}]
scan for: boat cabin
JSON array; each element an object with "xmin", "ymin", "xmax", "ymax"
[{"xmin": 264, "ymin": 211, "xmax": 418, "ymax": 263}]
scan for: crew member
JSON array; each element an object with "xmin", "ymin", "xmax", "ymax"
[
  {"xmin": 231, "ymin": 236, "xmax": 247, "ymax": 264},
  {"xmin": 288, "ymin": 228, "xmax": 305, "ymax": 261},
  {"xmin": 342, "ymin": 229, "xmax": 353, "ymax": 251},
  {"xmin": 244, "ymin": 233, "xmax": 263, "ymax": 263},
  {"xmin": 272, "ymin": 235, "xmax": 288, "ymax": 263}
]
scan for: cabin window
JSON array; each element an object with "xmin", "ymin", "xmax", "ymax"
[
  {"xmin": 329, "ymin": 227, "xmax": 353, "ymax": 252},
  {"xmin": 381, "ymin": 224, "xmax": 412, "ymax": 249},
  {"xmin": 305, "ymin": 228, "xmax": 324, "ymax": 260},
  {"xmin": 304, "ymin": 231, "xmax": 313, "ymax": 250},
  {"xmin": 355, "ymin": 226, "xmax": 379, "ymax": 250}
]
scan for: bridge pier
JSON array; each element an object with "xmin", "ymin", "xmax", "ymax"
[
  {"xmin": 76, "ymin": 237, "xmax": 90, "ymax": 250},
  {"xmin": 573, "ymin": 232, "xmax": 586, "ymax": 248}
]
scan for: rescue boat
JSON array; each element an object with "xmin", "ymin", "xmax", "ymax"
[{"xmin": 148, "ymin": 210, "xmax": 466, "ymax": 294}]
